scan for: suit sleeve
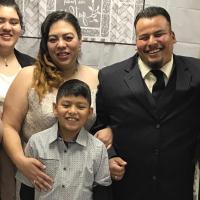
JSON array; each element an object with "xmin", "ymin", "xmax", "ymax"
[
  {"xmin": 20, "ymin": 183, "xmax": 34, "ymax": 200},
  {"xmin": 93, "ymin": 185, "xmax": 113, "ymax": 200},
  {"xmin": 91, "ymin": 70, "xmax": 118, "ymax": 158},
  {"xmin": 91, "ymin": 70, "xmax": 110, "ymax": 134}
]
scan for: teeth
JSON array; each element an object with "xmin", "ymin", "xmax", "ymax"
[
  {"xmin": 58, "ymin": 52, "xmax": 69, "ymax": 56},
  {"xmin": 149, "ymin": 49, "xmax": 160, "ymax": 54},
  {"xmin": 1, "ymin": 36, "xmax": 11, "ymax": 38},
  {"xmin": 1, "ymin": 33, "xmax": 12, "ymax": 36},
  {"xmin": 67, "ymin": 118, "xmax": 77, "ymax": 121},
  {"xmin": 58, "ymin": 53, "xmax": 67, "ymax": 56}
]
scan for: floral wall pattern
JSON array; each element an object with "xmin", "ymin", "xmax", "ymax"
[{"xmin": 16, "ymin": 0, "xmax": 144, "ymax": 44}]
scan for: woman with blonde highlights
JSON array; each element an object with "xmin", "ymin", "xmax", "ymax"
[{"xmin": 2, "ymin": 10, "xmax": 112, "ymax": 193}]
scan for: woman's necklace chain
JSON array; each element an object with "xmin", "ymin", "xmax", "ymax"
[
  {"xmin": 0, "ymin": 57, "xmax": 9, "ymax": 67},
  {"xmin": 3, "ymin": 58, "xmax": 8, "ymax": 67},
  {"xmin": 0, "ymin": 54, "xmax": 14, "ymax": 67}
]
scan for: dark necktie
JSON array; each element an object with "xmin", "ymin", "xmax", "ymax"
[{"xmin": 151, "ymin": 70, "xmax": 165, "ymax": 100}]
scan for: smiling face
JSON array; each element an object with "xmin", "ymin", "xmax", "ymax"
[
  {"xmin": 53, "ymin": 95, "xmax": 92, "ymax": 138},
  {"xmin": 47, "ymin": 20, "xmax": 81, "ymax": 71},
  {"xmin": 135, "ymin": 15, "xmax": 176, "ymax": 69},
  {"xmin": 0, "ymin": 5, "xmax": 21, "ymax": 51}
]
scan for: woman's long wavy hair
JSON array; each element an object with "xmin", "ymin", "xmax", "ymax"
[{"xmin": 32, "ymin": 11, "xmax": 82, "ymax": 101}]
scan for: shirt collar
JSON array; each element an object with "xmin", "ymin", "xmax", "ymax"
[
  {"xmin": 48, "ymin": 123, "xmax": 88, "ymax": 147},
  {"xmin": 48, "ymin": 123, "xmax": 59, "ymax": 144},
  {"xmin": 75, "ymin": 127, "xmax": 88, "ymax": 147},
  {"xmin": 138, "ymin": 56, "xmax": 174, "ymax": 80}
]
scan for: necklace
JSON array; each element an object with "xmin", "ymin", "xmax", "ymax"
[
  {"xmin": 0, "ymin": 57, "xmax": 8, "ymax": 67},
  {"xmin": 3, "ymin": 58, "xmax": 8, "ymax": 67},
  {"xmin": 0, "ymin": 55, "xmax": 13, "ymax": 67}
]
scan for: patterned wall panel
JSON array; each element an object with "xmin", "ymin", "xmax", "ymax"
[{"xmin": 16, "ymin": 0, "xmax": 144, "ymax": 44}]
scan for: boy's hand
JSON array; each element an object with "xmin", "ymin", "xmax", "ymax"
[
  {"xmin": 109, "ymin": 157, "xmax": 127, "ymax": 181},
  {"xmin": 19, "ymin": 157, "xmax": 53, "ymax": 191}
]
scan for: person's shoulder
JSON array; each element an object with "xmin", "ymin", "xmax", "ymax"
[
  {"xmin": 11, "ymin": 66, "xmax": 35, "ymax": 89},
  {"xmin": 80, "ymin": 65, "xmax": 99, "ymax": 74},
  {"xmin": 174, "ymin": 55, "xmax": 200, "ymax": 82},
  {"xmin": 14, "ymin": 49, "xmax": 36, "ymax": 66},
  {"xmin": 174, "ymin": 54, "xmax": 200, "ymax": 65},
  {"xmin": 79, "ymin": 65, "xmax": 99, "ymax": 89},
  {"xmin": 18, "ymin": 65, "xmax": 35, "ymax": 77},
  {"xmin": 87, "ymin": 131, "xmax": 106, "ymax": 149},
  {"xmin": 87, "ymin": 134, "xmax": 108, "ymax": 160},
  {"xmin": 29, "ymin": 124, "xmax": 56, "ymax": 144}
]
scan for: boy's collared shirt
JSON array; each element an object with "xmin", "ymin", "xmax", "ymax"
[{"xmin": 16, "ymin": 123, "xmax": 111, "ymax": 200}]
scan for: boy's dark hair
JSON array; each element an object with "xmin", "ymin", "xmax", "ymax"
[
  {"xmin": 134, "ymin": 6, "xmax": 171, "ymax": 30},
  {"xmin": 0, "ymin": 0, "xmax": 24, "ymax": 31},
  {"xmin": 56, "ymin": 79, "xmax": 91, "ymax": 105}
]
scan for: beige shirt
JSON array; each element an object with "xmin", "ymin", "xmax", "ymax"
[{"xmin": 138, "ymin": 57, "xmax": 174, "ymax": 93}]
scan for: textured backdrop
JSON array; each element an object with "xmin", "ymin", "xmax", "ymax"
[{"xmin": 16, "ymin": 0, "xmax": 144, "ymax": 44}]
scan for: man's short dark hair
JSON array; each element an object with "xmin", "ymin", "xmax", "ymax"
[
  {"xmin": 134, "ymin": 6, "xmax": 171, "ymax": 29},
  {"xmin": 56, "ymin": 79, "xmax": 91, "ymax": 105}
]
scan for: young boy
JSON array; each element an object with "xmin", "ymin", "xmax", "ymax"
[{"xmin": 16, "ymin": 79, "xmax": 112, "ymax": 200}]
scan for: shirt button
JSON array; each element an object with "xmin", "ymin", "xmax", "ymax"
[
  {"xmin": 63, "ymin": 167, "xmax": 66, "ymax": 171},
  {"xmin": 64, "ymin": 150, "xmax": 67, "ymax": 153},
  {"xmin": 156, "ymin": 124, "xmax": 160, "ymax": 128},
  {"xmin": 152, "ymin": 176, "xmax": 157, "ymax": 181},
  {"xmin": 62, "ymin": 185, "xmax": 65, "ymax": 188}
]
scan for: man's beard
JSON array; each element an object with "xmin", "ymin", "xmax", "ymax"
[{"xmin": 148, "ymin": 60, "xmax": 163, "ymax": 69}]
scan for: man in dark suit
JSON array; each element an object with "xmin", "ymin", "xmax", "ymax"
[{"xmin": 92, "ymin": 6, "xmax": 200, "ymax": 200}]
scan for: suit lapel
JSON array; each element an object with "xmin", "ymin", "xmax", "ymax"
[
  {"xmin": 123, "ymin": 55, "xmax": 192, "ymax": 120},
  {"xmin": 124, "ymin": 58, "xmax": 157, "ymax": 118},
  {"xmin": 174, "ymin": 56, "xmax": 191, "ymax": 91},
  {"xmin": 159, "ymin": 55, "xmax": 191, "ymax": 120}
]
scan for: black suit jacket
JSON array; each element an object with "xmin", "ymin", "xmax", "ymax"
[
  {"xmin": 14, "ymin": 48, "xmax": 35, "ymax": 67},
  {"xmin": 93, "ymin": 54, "xmax": 200, "ymax": 200}
]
